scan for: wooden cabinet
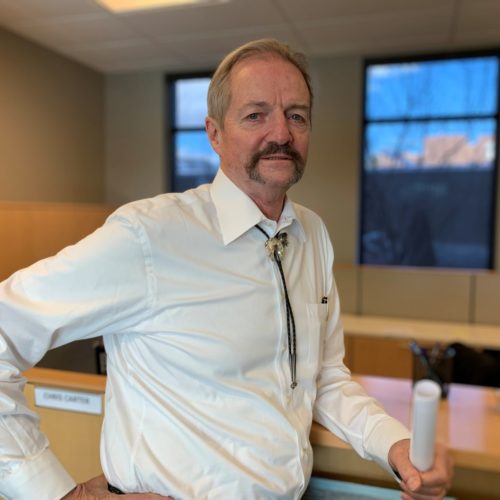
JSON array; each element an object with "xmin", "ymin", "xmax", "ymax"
[
  {"xmin": 23, "ymin": 369, "xmax": 105, "ymax": 484},
  {"xmin": 344, "ymin": 335, "xmax": 413, "ymax": 379}
]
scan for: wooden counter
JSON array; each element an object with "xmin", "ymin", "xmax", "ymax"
[
  {"xmin": 22, "ymin": 369, "xmax": 500, "ymax": 498},
  {"xmin": 24, "ymin": 366, "xmax": 106, "ymax": 392},
  {"xmin": 23, "ymin": 368, "xmax": 106, "ymax": 483},
  {"xmin": 343, "ymin": 313, "xmax": 500, "ymax": 350},
  {"xmin": 311, "ymin": 375, "xmax": 500, "ymax": 499}
]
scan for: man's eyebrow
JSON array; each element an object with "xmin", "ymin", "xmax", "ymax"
[
  {"xmin": 241, "ymin": 102, "xmax": 311, "ymax": 112},
  {"xmin": 286, "ymin": 104, "xmax": 310, "ymax": 112},
  {"xmin": 241, "ymin": 101, "xmax": 270, "ymax": 110}
]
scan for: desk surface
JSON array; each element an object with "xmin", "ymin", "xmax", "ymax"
[
  {"xmin": 310, "ymin": 375, "xmax": 500, "ymax": 473},
  {"xmin": 25, "ymin": 368, "xmax": 500, "ymax": 473},
  {"xmin": 342, "ymin": 313, "xmax": 500, "ymax": 350}
]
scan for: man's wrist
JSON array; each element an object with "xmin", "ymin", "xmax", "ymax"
[
  {"xmin": 60, "ymin": 485, "xmax": 78, "ymax": 499},
  {"xmin": 0, "ymin": 448, "xmax": 76, "ymax": 500}
]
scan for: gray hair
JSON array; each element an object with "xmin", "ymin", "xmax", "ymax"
[{"xmin": 207, "ymin": 38, "xmax": 313, "ymax": 127}]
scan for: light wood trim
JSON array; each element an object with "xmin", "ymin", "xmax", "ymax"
[
  {"xmin": 23, "ymin": 367, "xmax": 106, "ymax": 392},
  {"xmin": 342, "ymin": 313, "xmax": 500, "ymax": 349}
]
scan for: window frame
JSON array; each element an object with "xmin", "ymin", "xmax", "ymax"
[{"xmin": 359, "ymin": 49, "xmax": 500, "ymax": 269}]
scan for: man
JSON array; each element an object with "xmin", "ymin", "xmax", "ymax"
[{"xmin": 0, "ymin": 39, "xmax": 451, "ymax": 499}]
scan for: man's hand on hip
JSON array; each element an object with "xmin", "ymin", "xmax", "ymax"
[{"xmin": 61, "ymin": 474, "xmax": 173, "ymax": 500}]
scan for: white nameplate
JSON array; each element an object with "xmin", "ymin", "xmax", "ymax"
[{"xmin": 34, "ymin": 387, "xmax": 102, "ymax": 415}]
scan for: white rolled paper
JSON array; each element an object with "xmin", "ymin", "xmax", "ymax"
[{"xmin": 410, "ymin": 379, "xmax": 441, "ymax": 471}]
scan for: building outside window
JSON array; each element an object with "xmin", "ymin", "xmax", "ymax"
[
  {"xmin": 168, "ymin": 75, "xmax": 219, "ymax": 192},
  {"xmin": 360, "ymin": 54, "xmax": 499, "ymax": 269}
]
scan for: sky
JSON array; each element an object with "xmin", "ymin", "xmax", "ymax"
[
  {"xmin": 365, "ymin": 56, "xmax": 499, "ymax": 158},
  {"xmin": 174, "ymin": 77, "xmax": 219, "ymax": 168}
]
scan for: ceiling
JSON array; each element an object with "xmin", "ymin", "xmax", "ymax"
[{"xmin": 0, "ymin": 0, "xmax": 500, "ymax": 74}]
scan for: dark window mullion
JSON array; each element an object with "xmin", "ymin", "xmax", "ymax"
[
  {"xmin": 172, "ymin": 126, "xmax": 207, "ymax": 133},
  {"xmin": 365, "ymin": 114, "xmax": 496, "ymax": 125}
]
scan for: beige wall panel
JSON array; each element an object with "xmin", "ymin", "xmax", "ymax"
[
  {"xmin": 0, "ymin": 27, "xmax": 104, "ymax": 203},
  {"xmin": 360, "ymin": 266, "xmax": 472, "ymax": 322},
  {"xmin": 474, "ymin": 272, "xmax": 500, "ymax": 325},
  {"xmin": 105, "ymin": 72, "xmax": 166, "ymax": 205},
  {"xmin": 334, "ymin": 264, "xmax": 359, "ymax": 314},
  {"xmin": 291, "ymin": 56, "xmax": 362, "ymax": 264}
]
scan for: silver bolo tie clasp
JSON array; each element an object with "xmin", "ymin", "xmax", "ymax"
[{"xmin": 265, "ymin": 232, "xmax": 288, "ymax": 261}]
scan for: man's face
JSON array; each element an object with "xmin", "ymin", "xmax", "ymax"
[{"xmin": 206, "ymin": 55, "xmax": 311, "ymax": 195}]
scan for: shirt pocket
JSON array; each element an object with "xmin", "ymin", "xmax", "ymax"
[{"xmin": 302, "ymin": 303, "xmax": 329, "ymax": 380}]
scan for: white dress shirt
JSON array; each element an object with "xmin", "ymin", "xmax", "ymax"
[{"xmin": 0, "ymin": 169, "xmax": 409, "ymax": 500}]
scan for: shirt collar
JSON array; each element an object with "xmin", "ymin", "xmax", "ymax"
[{"xmin": 210, "ymin": 169, "xmax": 306, "ymax": 246}]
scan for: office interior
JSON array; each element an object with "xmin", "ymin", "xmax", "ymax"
[{"xmin": 0, "ymin": 1, "xmax": 499, "ymax": 498}]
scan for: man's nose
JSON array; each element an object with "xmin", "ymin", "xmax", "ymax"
[{"xmin": 268, "ymin": 114, "xmax": 292, "ymax": 145}]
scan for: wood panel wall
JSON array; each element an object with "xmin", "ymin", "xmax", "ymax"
[{"xmin": 0, "ymin": 201, "xmax": 114, "ymax": 282}]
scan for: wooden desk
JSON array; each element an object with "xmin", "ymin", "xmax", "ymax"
[{"xmin": 311, "ymin": 375, "xmax": 500, "ymax": 499}]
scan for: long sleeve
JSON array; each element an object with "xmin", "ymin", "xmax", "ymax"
[
  {"xmin": 0, "ymin": 211, "xmax": 152, "ymax": 500},
  {"xmin": 312, "ymin": 234, "xmax": 410, "ymax": 475}
]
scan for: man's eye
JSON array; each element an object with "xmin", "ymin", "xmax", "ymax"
[
  {"xmin": 290, "ymin": 113, "xmax": 306, "ymax": 123},
  {"xmin": 247, "ymin": 113, "xmax": 260, "ymax": 120}
]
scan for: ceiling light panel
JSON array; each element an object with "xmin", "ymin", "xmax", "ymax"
[{"xmin": 96, "ymin": 0, "xmax": 229, "ymax": 13}]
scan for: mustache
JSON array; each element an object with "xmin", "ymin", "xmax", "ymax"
[
  {"xmin": 254, "ymin": 142, "xmax": 304, "ymax": 164},
  {"xmin": 245, "ymin": 141, "xmax": 305, "ymax": 188}
]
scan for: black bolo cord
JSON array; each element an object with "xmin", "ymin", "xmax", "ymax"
[{"xmin": 255, "ymin": 225, "xmax": 297, "ymax": 389}]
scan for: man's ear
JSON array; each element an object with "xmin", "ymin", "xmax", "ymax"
[{"xmin": 205, "ymin": 116, "xmax": 222, "ymax": 154}]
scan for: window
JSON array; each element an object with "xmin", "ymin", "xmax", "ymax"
[
  {"xmin": 360, "ymin": 54, "xmax": 499, "ymax": 269},
  {"xmin": 168, "ymin": 74, "xmax": 219, "ymax": 192}
]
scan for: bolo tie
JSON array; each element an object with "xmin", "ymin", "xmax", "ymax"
[{"xmin": 255, "ymin": 225, "xmax": 297, "ymax": 389}]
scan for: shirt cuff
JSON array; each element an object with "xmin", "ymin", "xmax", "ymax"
[
  {"xmin": 365, "ymin": 416, "xmax": 411, "ymax": 478},
  {"xmin": 0, "ymin": 448, "xmax": 76, "ymax": 500}
]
